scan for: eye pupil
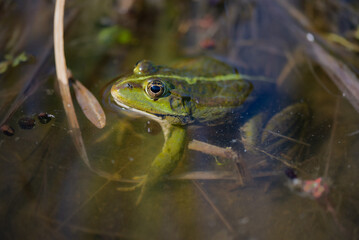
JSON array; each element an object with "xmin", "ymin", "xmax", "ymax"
[
  {"xmin": 150, "ymin": 85, "xmax": 161, "ymax": 93},
  {"xmin": 147, "ymin": 79, "xmax": 165, "ymax": 99}
]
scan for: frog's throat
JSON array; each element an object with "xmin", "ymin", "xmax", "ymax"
[{"xmin": 114, "ymin": 98, "xmax": 172, "ymax": 141}]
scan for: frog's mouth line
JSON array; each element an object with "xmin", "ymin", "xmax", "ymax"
[
  {"xmin": 113, "ymin": 97, "xmax": 164, "ymax": 122},
  {"xmin": 113, "ymin": 97, "xmax": 193, "ymax": 126}
]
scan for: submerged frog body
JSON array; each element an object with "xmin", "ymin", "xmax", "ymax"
[{"xmin": 111, "ymin": 57, "xmax": 308, "ymax": 203}]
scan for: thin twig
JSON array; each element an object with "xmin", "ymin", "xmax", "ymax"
[
  {"xmin": 112, "ymin": 170, "xmax": 279, "ymax": 184},
  {"xmin": 37, "ymin": 214, "xmax": 134, "ymax": 238},
  {"xmin": 55, "ymin": 162, "xmax": 131, "ymax": 231},
  {"xmin": 54, "ymin": 0, "xmax": 67, "ymax": 85},
  {"xmin": 264, "ymin": 130, "xmax": 310, "ymax": 146},
  {"xmin": 324, "ymin": 97, "xmax": 340, "ymax": 178},
  {"xmin": 237, "ymin": 139, "xmax": 302, "ymax": 172},
  {"xmin": 192, "ymin": 180, "xmax": 234, "ymax": 233},
  {"xmin": 188, "ymin": 139, "xmax": 251, "ymax": 184},
  {"xmin": 347, "ymin": 129, "xmax": 359, "ymax": 137},
  {"xmin": 305, "ymin": 57, "xmax": 338, "ymax": 96},
  {"xmin": 276, "ymin": 51, "xmax": 297, "ymax": 86}
]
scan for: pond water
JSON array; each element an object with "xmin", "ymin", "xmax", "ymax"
[{"xmin": 1, "ymin": 0, "xmax": 359, "ymax": 239}]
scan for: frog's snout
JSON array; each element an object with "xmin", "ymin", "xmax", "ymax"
[{"xmin": 110, "ymin": 83, "xmax": 124, "ymax": 100}]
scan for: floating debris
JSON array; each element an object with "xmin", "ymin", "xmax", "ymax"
[
  {"xmin": 288, "ymin": 176, "xmax": 329, "ymax": 199},
  {"xmin": 38, "ymin": 112, "xmax": 54, "ymax": 124},
  {"xmin": 18, "ymin": 117, "xmax": 36, "ymax": 130},
  {"xmin": 200, "ymin": 38, "xmax": 216, "ymax": 49},
  {"xmin": 1, "ymin": 124, "xmax": 15, "ymax": 136},
  {"xmin": 302, "ymin": 178, "xmax": 328, "ymax": 199}
]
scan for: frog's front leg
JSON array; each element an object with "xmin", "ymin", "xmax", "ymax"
[{"xmin": 118, "ymin": 125, "xmax": 187, "ymax": 205}]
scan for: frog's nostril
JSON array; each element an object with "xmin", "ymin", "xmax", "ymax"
[{"xmin": 123, "ymin": 83, "xmax": 133, "ymax": 89}]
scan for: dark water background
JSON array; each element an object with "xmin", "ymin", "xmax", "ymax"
[{"xmin": 0, "ymin": 0, "xmax": 359, "ymax": 239}]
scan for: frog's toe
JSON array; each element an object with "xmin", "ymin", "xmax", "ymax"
[
  {"xmin": 117, "ymin": 177, "xmax": 149, "ymax": 205},
  {"xmin": 117, "ymin": 185, "xmax": 141, "ymax": 192},
  {"xmin": 117, "ymin": 176, "xmax": 146, "ymax": 192},
  {"xmin": 132, "ymin": 175, "xmax": 146, "ymax": 180}
]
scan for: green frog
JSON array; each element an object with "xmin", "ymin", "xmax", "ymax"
[{"xmin": 111, "ymin": 57, "xmax": 308, "ymax": 204}]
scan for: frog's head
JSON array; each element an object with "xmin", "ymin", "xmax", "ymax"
[{"xmin": 111, "ymin": 60, "xmax": 192, "ymax": 125}]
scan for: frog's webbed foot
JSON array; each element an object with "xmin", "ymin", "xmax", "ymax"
[
  {"xmin": 117, "ymin": 175, "xmax": 148, "ymax": 205},
  {"xmin": 117, "ymin": 125, "xmax": 187, "ymax": 205},
  {"xmin": 117, "ymin": 175, "xmax": 146, "ymax": 191},
  {"xmin": 96, "ymin": 119, "xmax": 144, "ymax": 144}
]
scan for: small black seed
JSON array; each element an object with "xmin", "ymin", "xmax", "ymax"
[
  {"xmin": 38, "ymin": 112, "xmax": 53, "ymax": 124},
  {"xmin": 18, "ymin": 117, "xmax": 36, "ymax": 130},
  {"xmin": 1, "ymin": 125, "xmax": 15, "ymax": 136}
]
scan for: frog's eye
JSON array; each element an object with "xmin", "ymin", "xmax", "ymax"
[
  {"xmin": 146, "ymin": 79, "xmax": 165, "ymax": 99},
  {"xmin": 134, "ymin": 60, "xmax": 158, "ymax": 75}
]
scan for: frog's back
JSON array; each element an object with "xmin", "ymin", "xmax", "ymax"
[
  {"xmin": 167, "ymin": 57, "xmax": 253, "ymax": 124},
  {"xmin": 170, "ymin": 57, "xmax": 236, "ymax": 76},
  {"xmin": 111, "ymin": 57, "xmax": 253, "ymax": 126}
]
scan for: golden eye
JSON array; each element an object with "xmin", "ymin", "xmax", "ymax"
[
  {"xmin": 146, "ymin": 79, "xmax": 165, "ymax": 99},
  {"xmin": 134, "ymin": 60, "xmax": 158, "ymax": 75}
]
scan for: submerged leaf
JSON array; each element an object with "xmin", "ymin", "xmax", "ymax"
[
  {"xmin": 12, "ymin": 52, "xmax": 29, "ymax": 67},
  {"xmin": 72, "ymin": 80, "xmax": 106, "ymax": 129},
  {"xmin": 0, "ymin": 52, "xmax": 29, "ymax": 74},
  {"xmin": 0, "ymin": 61, "xmax": 9, "ymax": 74},
  {"xmin": 97, "ymin": 26, "xmax": 134, "ymax": 46}
]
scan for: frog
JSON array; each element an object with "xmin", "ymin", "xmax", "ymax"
[{"xmin": 111, "ymin": 57, "xmax": 309, "ymax": 204}]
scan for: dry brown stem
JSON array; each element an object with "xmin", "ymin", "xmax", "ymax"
[{"xmin": 53, "ymin": 0, "xmax": 116, "ymax": 180}]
